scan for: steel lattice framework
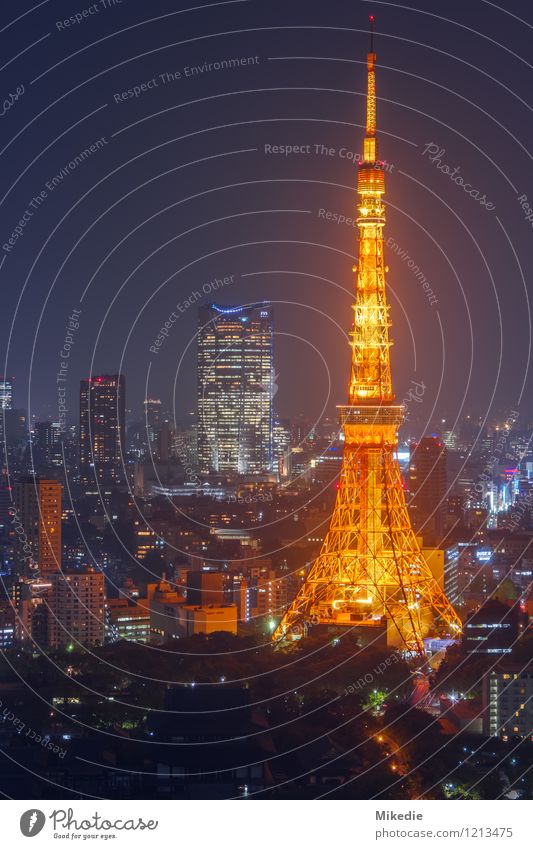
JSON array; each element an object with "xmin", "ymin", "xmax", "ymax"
[{"xmin": 273, "ymin": 26, "xmax": 461, "ymax": 657}]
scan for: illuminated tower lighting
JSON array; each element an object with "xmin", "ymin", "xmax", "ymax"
[{"xmin": 273, "ymin": 20, "xmax": 461, "ymax": 658}]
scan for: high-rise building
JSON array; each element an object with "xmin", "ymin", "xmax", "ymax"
[
  {"xmin": 13, "ymin": 477, "xmax": 62, "ymax": 575},
  {"xmin": 442, "ymin": 430, "xmax": 458, "ymax": 450},
  {"xmin": 0, "ymin": 376, "xmax": 13, "ymax": 410},
  {"xmin": 0, "ymin": 378, "xmax": 24, "ymax": 464},
  {"xmin": 409, "ymin": 437, "xmax": 447, "ymax": 545},
  {"xmin": 446, "ymin": 495, "xmax": 466, "ymax": 529},
  {"xmin": 197, "ymin": 303, "xmax": 274, "ymax": 475},
  {"xmin": 443, "ymin": 544, "xmax": 460, "ymax": 606},
  {"xmin": 273, "ymin": 417, "xmax": 291, "ymax": 479},
  {"xmin": 143, "ymin": 398, "xmax": 162, "ymax": 449},
  {"xmin": 0, "ymin": 470, "xmax": 12, "ymax": 536},
  {"xmin": 2, "ymin": 409, "xmax": 27, "ymax": 446},
  {"xmin": 79, "ymin": 375, "xmax": 125, "ymax": 484},
  {"xmin": 256, "ymin": 570, "xmax": 289, "ymax": 620},
  {"xmin": 133, "ymin": 519, "xmax": 163, "ymax": 561},
  {"xmin": 0, "ymin": 598, "xmax": 15, "ymax": 648},
  {"xmin": 157, "ymin": 421, "xmax": 173, "ymax": 461},
  {"xmin": 48, "ymin": 569, "xmax": 105, "ymax": 648},
  {"xmin": 33, "ymin": 421, "xmax": 62, "ymax": 468}
]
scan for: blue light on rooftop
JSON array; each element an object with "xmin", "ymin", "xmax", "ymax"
[{"xmin": 212, "ymin": 304, "xmax": 245, "ymax": 314}]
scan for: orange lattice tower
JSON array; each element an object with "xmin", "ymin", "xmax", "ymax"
[{"xmin": 273, "ymin": 19, "xmax": 461, "ymax": 657}]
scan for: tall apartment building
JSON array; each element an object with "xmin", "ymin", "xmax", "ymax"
[
  {"xmin": 256, "ymin": 570, "xmax": 289, "ymax": 620},
  {"xmin": 483, "ymin": 666, "xmax": 533, "ymax": 740},
  {"xmin": 12, "ymin": 477, "xmax": 62, "ymax": 575},
  {"xmin": 48, "ymin": 570, "xmax": 105, "ymax": 649}
]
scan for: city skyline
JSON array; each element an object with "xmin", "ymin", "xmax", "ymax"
[
  {"xmin": 0, "ymin": 0, "xmax": 532, "ymax": 814},
  {"xmin": 2, "ymin": 0, "xmax": 532, "ymax": 430}
]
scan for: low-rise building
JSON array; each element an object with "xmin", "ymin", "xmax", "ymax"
[{"xmin": 106, "ymin": 597, "xmax": 150, "ymax": 643}]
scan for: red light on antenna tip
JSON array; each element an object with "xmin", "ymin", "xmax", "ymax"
[{"xmin": 370, "ymin": 15, "xmax": 374, "ymax": 21}]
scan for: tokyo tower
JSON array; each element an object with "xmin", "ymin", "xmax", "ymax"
[{"xmin": 274, "ymin": 20, "xmax": 461, "ymax": 657}]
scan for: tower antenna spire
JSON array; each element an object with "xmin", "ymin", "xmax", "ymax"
[{"xmin": 365, "ymin": 15, "xmax": 377, "ymax": 159}]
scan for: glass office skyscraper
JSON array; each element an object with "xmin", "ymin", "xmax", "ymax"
[{"xmin": 197, "ymin": 304, "xmax": 274, "ymax": 475}]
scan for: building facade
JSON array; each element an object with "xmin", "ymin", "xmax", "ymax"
[
  {"xmin": 0, "ymin": 376, "xmax": 13, "ymax": 410},
  {"xmin": 463, "ymin": 599, "xmax": 520, "ymax": 655},
  {"xmin": 409, "ymin": 437, "xmax": 448, "ymax": 545},
  {"xmin": 197, "ymin": 303, "xmax": 274, "ymax": 475},
  {"xmin": 48, "ymin": 570, "xmax": 105, "ymax": 649},
  {"xmin": 12, "ymin": 477, "xmax": 62, "ymax": 575},
  {"xmin": 483, "ymin": 666, "xmax": 533, "ymax": 740},
  {"xmin": 106, "ymin": 597, "xmax": 150, "ymax": 643},
  {"xmin": 79, "ymin": 374, "xmax": 126, "ymax": 484},
  {"xmin": 33, "ymin": 421, "xmax": 62, "ymax": 468},
  {"xmin": 143, "ymin": 398, "xmax": 162, "ymax": 451}
]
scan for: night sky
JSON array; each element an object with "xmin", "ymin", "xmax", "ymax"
[{"xmin": 1, "ymin": 0, "xmax": 532, "ymax": 434}]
